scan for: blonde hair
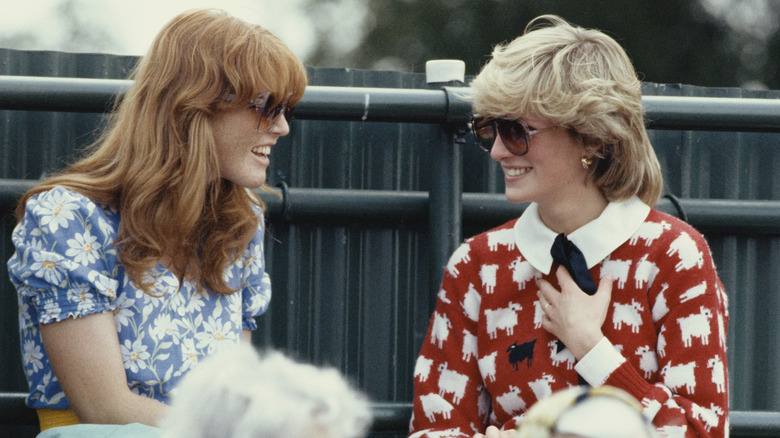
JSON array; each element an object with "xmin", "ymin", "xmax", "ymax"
[
  {"xmin": 16, "ymin": 9, "xmax": 308, "ymax": 294},
  {"xmin": 470, "ymin": 15, "xmax": 662, "ymax": 206}
]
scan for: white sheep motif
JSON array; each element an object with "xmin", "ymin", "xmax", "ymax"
[
  {"xmin": 528, "ymin": 373, "xmax": 555, "ymax": 400},
  {"xmin": 487, "ymin": 228, "xmax": 516, "ymax": 252},
  {"xmin": 635, "ymin": 345, "xmax": 658, "ymax": 378},
  {"xmin": 461, "ymin": 283, "xmax": 481, "ymax": 322},
  {"xmin": 437, "ymin": 362, "xmax": 469, "ymax": 404},
  {"xmin": 680, "ymin": 281, "xmax": 707, "ymax": 303},
  {"xmin": 437, "ymin": 289, "xmax": 451, "ymax": 305},
  {"xmin": 478, "ymin": 351, "xmax": 497, "ymax": 382},
  {"xmin": 634, "ymin": 254, "xmax": 659, "ymax": 289},
  {"xmin": 414, "ymin": 356, "xmax": 433, "ymax": 382},
  {"xmin": 484, "ymin": 302, "xmax": 522, "ymax": 339},
  {"xmin": 692, "ymin": 403, "xmax": 724, "ymax": 432},
  {"xmin": 600, "ymin": 257, "xmax": 632, "ymax": 289},
  {"xmin": 677, "ymin": 306, "xmax": 713, "ymax": 347},
  {"xmin": 533, "ymin": 300, "xmax": 544, "ymax": 329},
  {"xmin": 548, "ymin": 340, "xmax": 575, "ymax": 370},
  {"xmin": 630, "ymin": 220, "xmax": 671, "ymax": 246},
  {"xmin": 430, "ymin": 312, "xmax": 452, "ymax": 348},
  {"xmin": 461, "ymin": 329, "xmax": 477, "ymax": 362},
  {"xmin": 446, "ymin": 243, "xmax": 471, "ymax": 277},
  {"xmin": 661, "ymin": 361, "xmax": 697, "ymax": 393},
  {"xmin": 496, "ymin": 385, "xmax": 527, "ymax": 416},
  {"xmin": 707, "ymin": 356, "xmax": 726, "ymax": 393},
  {"xmin": 652, "ymin": 283, "xmax": 670, "ymax": 323},
  {"xmin": 657, "ymin": 325, "xmax": 668, "ymax": 358},
  {"xmin": 509, "ymin": 257, "xmax": 540, "ymax": 290},
  {"xmin": 479, "ymin": 264, "xmax": 498, "ymax": 294},
  {"xmin": 420, "ymin": 393, "xmax": 454, "ymax": 422},
  {"xmin": 612, "ymin": 299, "xmax": 644, "ymax": 333},
  {"xmin": 666, "ymin": 232, "xmax": 704, "ymax": 271}
]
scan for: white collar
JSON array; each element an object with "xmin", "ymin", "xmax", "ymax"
[{"xmin": 513, "ymin": 196, "xmax": 650, "ymax": 275}]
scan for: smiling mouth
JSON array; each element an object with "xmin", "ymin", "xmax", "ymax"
[
  {"xmin": 252, "ymin": 146, "xmax": 271, "ymax": 157},
  {"xmin": 504, "ymin": 167, "xmax": 530, "ymax": 177}
]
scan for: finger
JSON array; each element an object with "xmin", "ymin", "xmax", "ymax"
[
  {"xmin": 597, "ymin": 274, "xmax": 614, "ymax": 299},
  {"xmin": 485, "ymin": 425, "xmax": 501, "ymax": 438},
  {"xmin": 555, "ymin": 265, "xmax": 578, "ymax": 290},
  {"xmin": 536, "ymin": 278, "xmax": 558, "ymax": 303}
]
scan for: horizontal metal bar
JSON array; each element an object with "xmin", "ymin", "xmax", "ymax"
[
  {"xmin": 265, "ymin": 189, "xmax": 780, "ymax": 235},
  {"xmin": 2, "ymin": 392, "xmax": 776, "ymax": 437},
  {"xmin": 3, "ymin": 180, "xmax": 778, "ymax": 235},
  {"xmin": 0, "ymin": 75, "xmax": 132, "ymax": 113},
  {"xmin": 0, "ymin": 392, "xmax": 38, "ymax": 425},
  {"xmin": 1, "ymin": 75, "xmax": 779, "ymax": 131},
  {"xmin": 642, "ymin": 95, "xmax": 780, "ymax": 132},
  {"xmin": 369, "ymin": 402, "xmax": 780, "ymax": 437}
]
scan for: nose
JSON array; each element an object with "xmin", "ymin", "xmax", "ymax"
[
  {"xmin": 268, "ymin": 115, "xmax": 291, "ymax": 137},
  {"xmin": 489, "ymin": 133, "xmax": 511, "ymax": 162}
]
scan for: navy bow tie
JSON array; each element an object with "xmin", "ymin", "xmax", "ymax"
[{"xmin": 550, "ymin": 233, "xmax": 597, "ymax": 295}]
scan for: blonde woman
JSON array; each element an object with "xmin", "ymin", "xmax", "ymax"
[
  {"xmin": 8, "ymin": 8, "xmax": 306, "ymax": 436},
  {"xmin": 410, "ymin": 15, "xmax": 728, "ymax": 438}
]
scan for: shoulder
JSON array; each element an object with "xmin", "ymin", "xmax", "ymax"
[
  {"xmin": 632, "ymin": 209, "xmax": 709, "ymax": 248},
  {"xmin": 444, "ymin": 219, "xmax": 518, "ymax": 278},
  {"xmin": 26, "ymin": 186, "xmax": 115, "ymax": 219},
  {"xmin": 463, "ymin": 219, "xmax": 518, "ymax": 250},
  {"xmin": 14, "ymin": 186, "xmax": 119, "ymax": 254}
]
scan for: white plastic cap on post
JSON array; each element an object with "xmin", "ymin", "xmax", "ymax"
[{"xmin": 425, "ymin": 60, "xmax": 466, "ymax": 84}]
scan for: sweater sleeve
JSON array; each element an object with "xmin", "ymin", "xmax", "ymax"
[
  {"xmin": 605, "ymin": 228, "xmax": 729, "ymax": 438},
  {"xmin": 409, "ymin": 241, "xmax": 490, "ymax": 438}
]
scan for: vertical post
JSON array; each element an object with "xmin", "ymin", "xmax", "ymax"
[{"xmin": 426, "ymin": 60, "xmax": 466, "ymax": 308}]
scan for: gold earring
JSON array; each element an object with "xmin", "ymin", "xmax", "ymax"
[{"xmin": 581, "ymin": 156, "xmax": 593, "ymax": 169}]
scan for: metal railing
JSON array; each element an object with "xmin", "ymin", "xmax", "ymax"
[{"xmin": 2, "ymin": 74, "xmax": 780, "ymax": 436}]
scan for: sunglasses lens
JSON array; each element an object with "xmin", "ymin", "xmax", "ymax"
[
  {"xmin": 497, "ymin": 120, "xmax": 530, "ymax": 156},
  {"xmin": 471, "ymin": 118, "xmax": 530, "ymax": 156},
  {"xmin": 251, "ymin": 92, "xmax": 294, "ymax": 132},
  {"xmin": 471, "ymin": 118, "xmax": 496, "ymax": 152},
  {"xmin": 255, "ymin": 103, "xmax": 290, "ymax": 132}
]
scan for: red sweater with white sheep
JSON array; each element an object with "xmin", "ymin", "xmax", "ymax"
[{"xmin": 409, "ymin": 204, "xmax": 729, "ymax": 438}]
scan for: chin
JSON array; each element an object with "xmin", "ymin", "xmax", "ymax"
[{"xmin": 504, "ymin": 190, "xmax": 529, "ymax": 204}]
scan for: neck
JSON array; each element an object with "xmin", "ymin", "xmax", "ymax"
[{"xmin": 537, "ymin": 189, "xmax": 609, "ymax": 235}]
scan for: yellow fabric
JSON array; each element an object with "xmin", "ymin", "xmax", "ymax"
[{"xmin": 36, "ymin": 408, "xmax": 80, "ymax": 431}]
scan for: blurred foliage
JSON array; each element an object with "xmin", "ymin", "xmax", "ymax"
[{"xmin": 305, "ymin": 0, "xmax": 779, "ymax": 89}]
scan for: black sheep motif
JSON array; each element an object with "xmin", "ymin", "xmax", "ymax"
[{"xmin": 507, "ymin": 339, "xmax": 536, "ymax": 371}]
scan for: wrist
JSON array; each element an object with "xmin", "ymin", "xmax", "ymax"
[{"xmin": 568, "ymin": 331, "xmax": 604, "ymax": 360}]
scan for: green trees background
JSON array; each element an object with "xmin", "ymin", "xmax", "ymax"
[{"xmin": 304, "ymin": 0, "xmax": 780, "ymax": 89}]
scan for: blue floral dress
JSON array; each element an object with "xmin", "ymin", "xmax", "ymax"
[{"xmin": 7, "ymin": 186, "xmax": 271, "ymax": 409}]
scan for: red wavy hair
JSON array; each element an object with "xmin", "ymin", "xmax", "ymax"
[{"xmin": 17, "ymin": 9, "xmax": 308, "ymax": 295}]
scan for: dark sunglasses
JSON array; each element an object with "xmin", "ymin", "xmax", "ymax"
[
  {"xmin": 249, "ymin": 92, "xmax": 295, "ymax": 132},
  {"xmin": 470, "ymin": 116, "xmax": 558, "ymax": 156}
]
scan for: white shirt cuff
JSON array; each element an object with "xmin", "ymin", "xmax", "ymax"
[{"xmin": 574, "ymin": 337, "xmax": 626, "ymax": 386}]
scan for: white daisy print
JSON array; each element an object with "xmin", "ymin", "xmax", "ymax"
[
  {"xmin": 22, "ymin": 340, "xmax": 44, "ymax": 375},
  {"xmin": 35, "ymin": 191, "xmax": 80, "ymax": 233},
  {"xmin": 195, "ymin": 316, "xmax": 232, "ymax": 352},
  {"xmin": 112, "ymin": 295, "xmax": 136, "ymax": 329},
  {"xmin": 65, "ymin": 231, "xmax": 100, "ymax": 266},
  {"xmin": 121, "ymin": 339, "xmax": 150, "ymax": 373},
  {"xmin": 242, "ymin": 243, "xmax": 263, "ymax": 277},
  {"xmin": 30, "ymin": 252, "xmax": 66, "ymax": 285},
  {"xmin": 41, "ymin": 299, "xmax": 62, "ymax": 322},
  {"xmin": 151, "ymin": 314, "xmax": 179, "ymax": 343},
  {"xmin": 67, "ymin": 283, "xmax": 95, "ymax": 314},
  {"xmin": 179, "ymin": 338, "xmax": 200, "ymax": 374},
  {"xmin": 88, "ymin": 271, "xmax": 118, "ymax": 299}
]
